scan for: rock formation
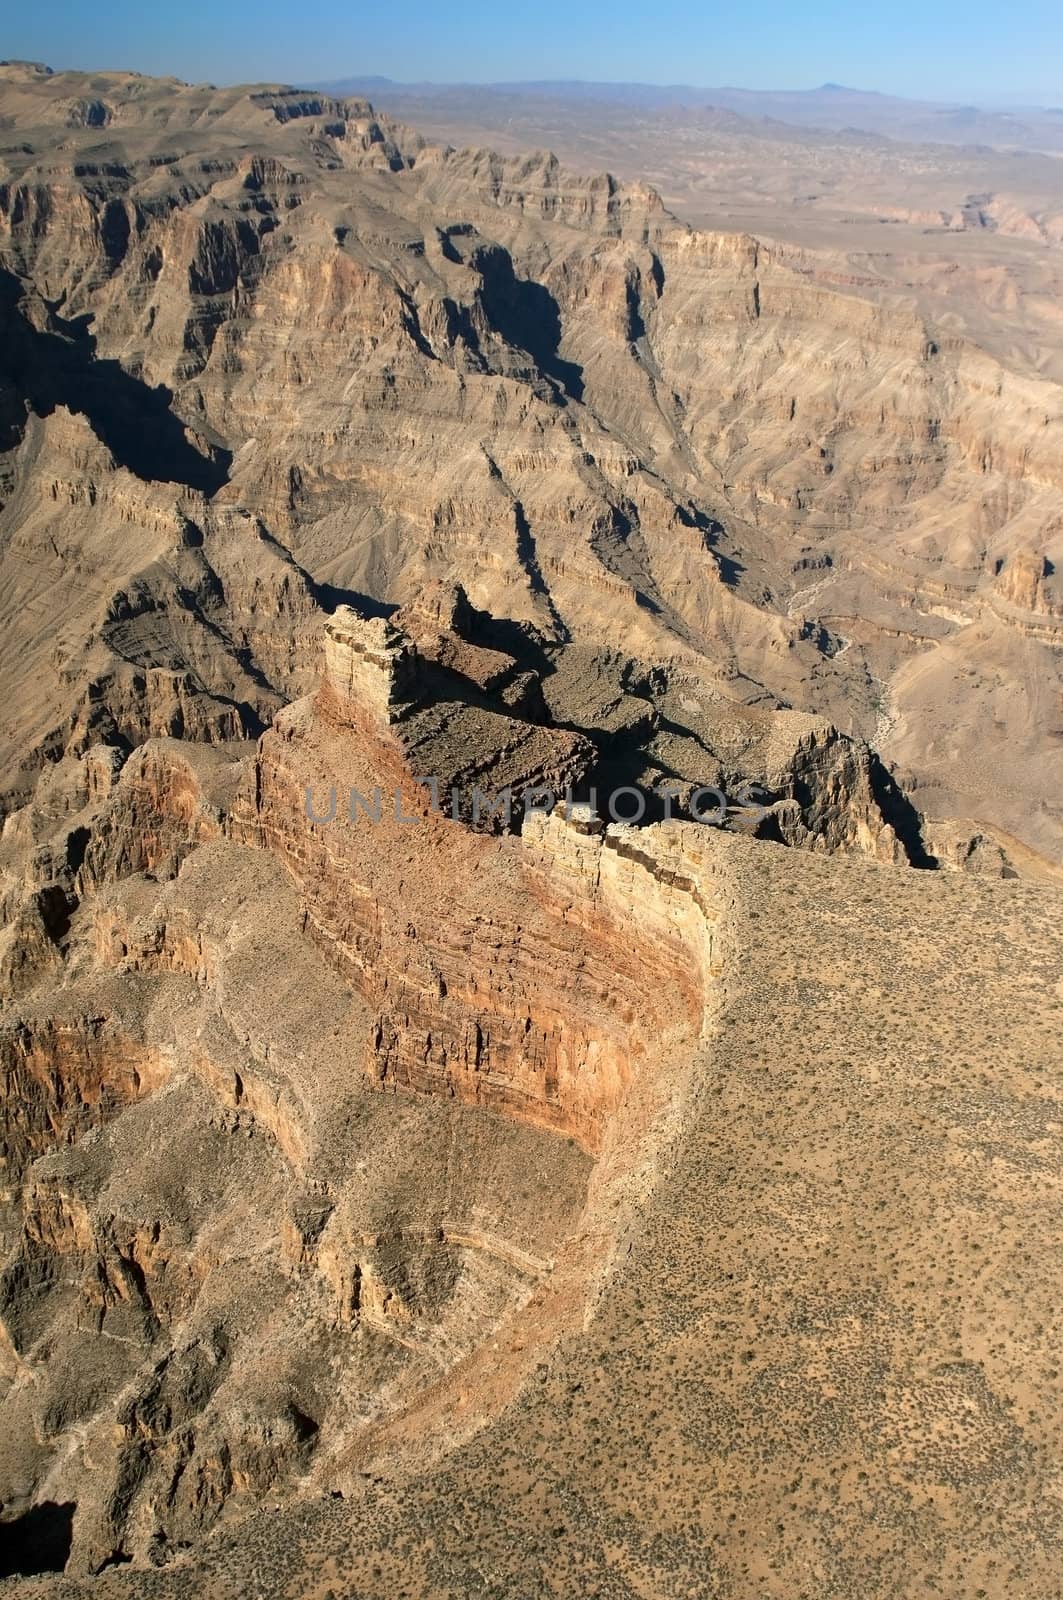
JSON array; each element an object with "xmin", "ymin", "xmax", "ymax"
[
  {"xmin": 0, "ymin": 595, "xmax": 1059, "ymax": 1591},
  {"xmin": 0, "ymin": 61, "xmax": 1061, "ymax": 1600},
  {"xmin": 0, "ymin": 60, "xmax": 1060, "ymax": 864}
]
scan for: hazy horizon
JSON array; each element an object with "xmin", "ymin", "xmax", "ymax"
[
  {"xmin": 315, "ymin": 73, "xmax": 1063, "ymax": 109},
  {"xmin": 5, "ymin": 61, "xmax": 1063, "ymax": 115},
  {"xmin": 5, "ymin": 0, "xmax": 1061, "ymax": 106}
]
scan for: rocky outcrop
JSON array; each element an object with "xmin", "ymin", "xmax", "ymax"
[
  {"xmin": 319, "ymin": 607, "xmax": 420, "ymax": 732},
  {"xmin": 2, "ymin": 65, "xmax": 1061, "ymax": 860},
  {"xmin": 235, "ymin": 604, "xmax": 931, "ymax": 1140},
  {"xmin": 236, "ymin": 710, "xmax": 694, "ymax": 1150},
  {"xmin": 317, "ymin": 596, "xmax": 596, "ymax": 828},
  {"xmin": 992, "ymin": 550, "xmax": 1061, "ymax": 616},
  {"xmin": 0, "ymin": 1016, "xmax": 167, "ymax": 1187},
  {"xmin": 1, "ymin": 63, "xmax": 1062, "ymax": 1595},
  {"xmin": 77, "ymin": 741, "xmax": 238, "ymax": 890},
  {"xmin": 750, "ymin": 719, "xmax": 916, "ymax": 863}
]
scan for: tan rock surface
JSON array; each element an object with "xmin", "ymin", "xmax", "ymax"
[
  {"xmin": 1, "ymin": 62, "xmax": 1061, "ymax": 862},
  {"xmin": 0, "ymin": 63, "xmax": 1061, "ymax": 1600},
  {"xmin": 0, "ymin": 606, "xmax": 1057, "ymax": 1595}
]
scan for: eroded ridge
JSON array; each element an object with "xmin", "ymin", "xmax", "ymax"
[{"xmin": 0, "ymin": 613, "xmax": 753, "ymax": 1576}]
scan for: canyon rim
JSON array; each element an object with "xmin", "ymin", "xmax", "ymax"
[{"xmin": 0, "ymin": 42, "xmax": 1061, "ymax": 1600}]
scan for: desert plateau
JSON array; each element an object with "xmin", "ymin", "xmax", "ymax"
[{"xmin": 0, "ymin": 35, "xmax": 1061, "ymax": 1600}]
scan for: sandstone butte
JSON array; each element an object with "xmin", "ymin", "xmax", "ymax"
[{"xmin": 0, "ymin": 60, "xmax": 1060, "ymax": 1600}]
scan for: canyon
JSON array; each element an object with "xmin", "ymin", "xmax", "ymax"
[{"xmin": 0, "ymin": 59, "xmax": 1061, "ymax": 1600}]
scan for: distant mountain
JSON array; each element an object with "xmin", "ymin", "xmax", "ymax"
[{"xmin": 318, "ymin": 75, "xmax": 1063, "ymax": 153}]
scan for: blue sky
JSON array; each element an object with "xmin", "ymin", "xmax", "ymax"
[{"xmin": 6, "ymin": 0, "xmax": 1062, "ymax": 103}]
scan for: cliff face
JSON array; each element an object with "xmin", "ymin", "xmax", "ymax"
[
  {"xmin": 0, "ymin": 613, "xmax": 1058, "ymax": 1594},
  {"xmin": 0, "ymin": 578, "xmax": 1059, "ymax": 1593},
  {"xmin": 0, "ymin": 649, "xmax": 728, "ymax": 1566},
  {"xmin": 0, "ymin": 597, "xmax": 936, "ymax": 1571},
  {"xmin": 237, "ymin": 600, "xmax": 930, "ymax": 1143},
  {"xmin": 1, "ymin": 64, "xmax": 1060, "ymax": 862},
  {"xmin": 238, "ymin": 731, "xmax": 708, "ymax": 1153},
  {"xmin": 0, "ymin": 63, "xmax": 1062, "ymax": 1599},
  {"xmin": 0, "ymin": 1019, "xmax": 168, "ymax": 1188}
]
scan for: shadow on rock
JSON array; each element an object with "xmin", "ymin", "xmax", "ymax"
[
  {"xmin": 0, "ymin": 1500, "xmax": 76, "ymax": 1577},
  {"xmin": 0, "ymin": 267, "xmax": 229, "ymax": 494}
]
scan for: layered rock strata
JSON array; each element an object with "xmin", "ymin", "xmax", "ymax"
[{"xmin": 1, "ymin": 63, "xmax": 1061, "ymax": 861}]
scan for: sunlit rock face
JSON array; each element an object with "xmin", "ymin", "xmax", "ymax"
[
  {"xmin": 0, "ymin": 61, "xmax": 1062, "ymax": 1598},
  {"xmin": 1, "ymin": 62, "xmax": 1061, "ymax": 864}
]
